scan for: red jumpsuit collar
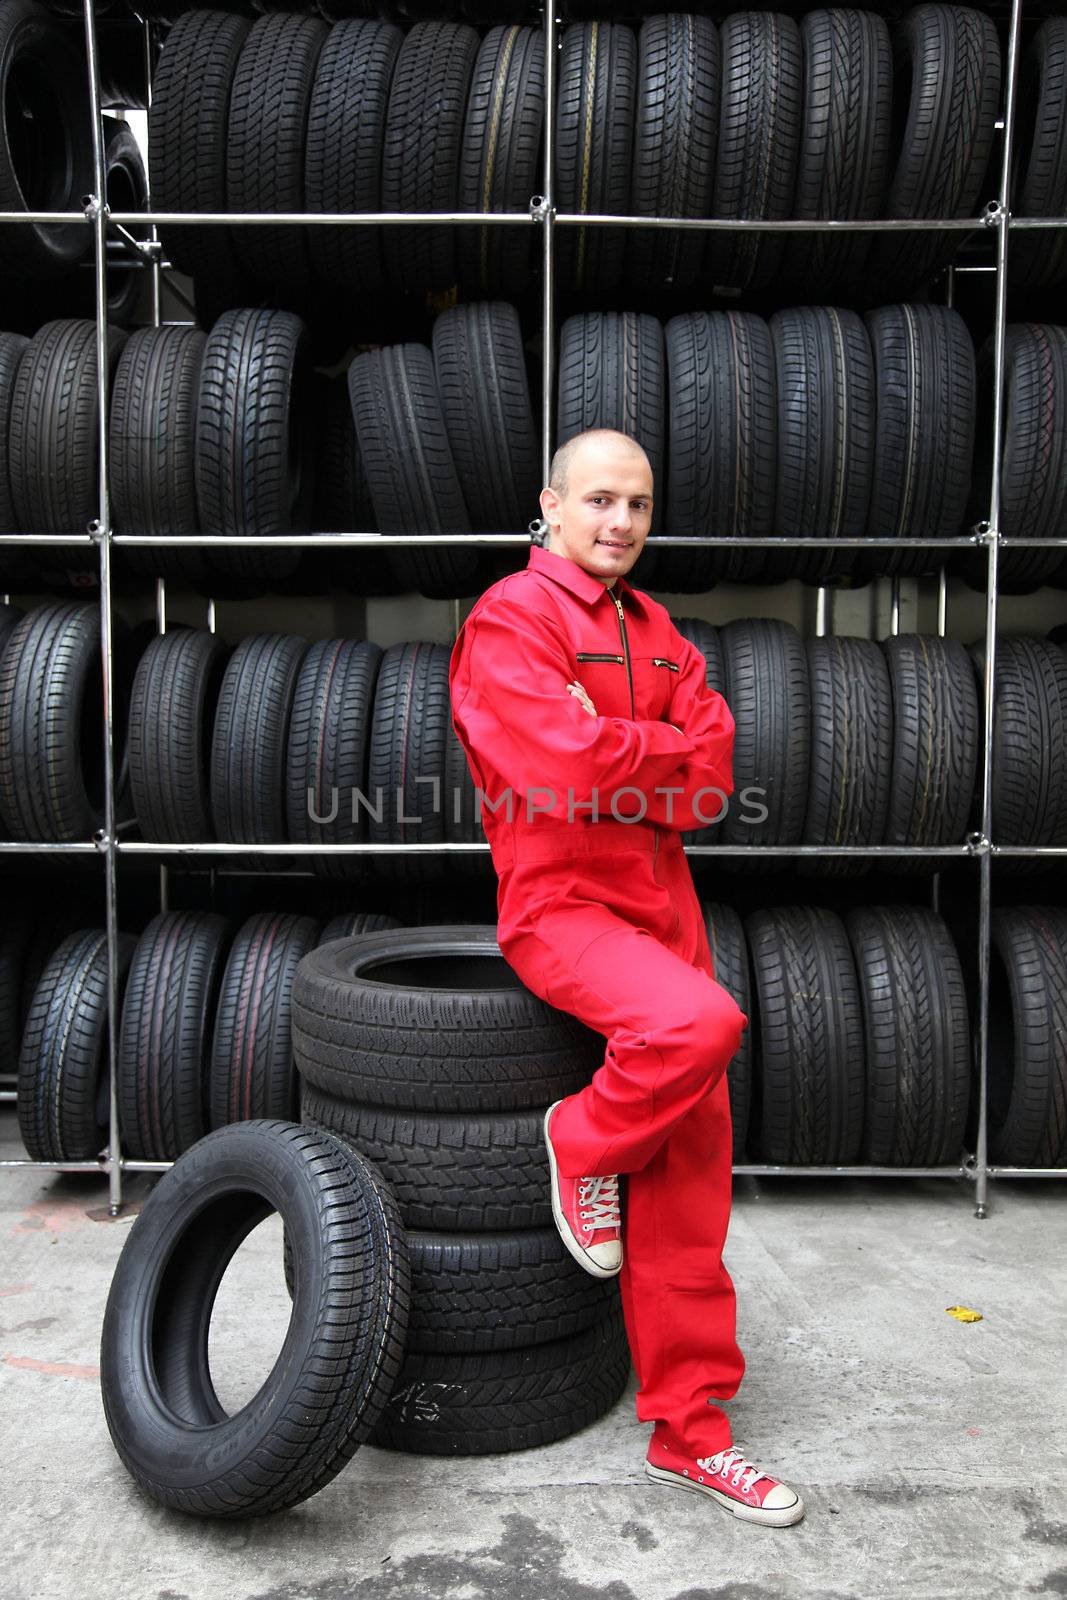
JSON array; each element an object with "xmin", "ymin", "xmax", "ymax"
[{"xmin": 527, "ymin": 541, "xmax": 637, "ymax": 606}]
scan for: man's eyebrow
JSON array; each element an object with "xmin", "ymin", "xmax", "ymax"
[{"xmin": 585, "ymin": 487, "xmax": 654, "ymax": 497}]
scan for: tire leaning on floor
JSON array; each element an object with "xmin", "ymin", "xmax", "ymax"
[
  {"xmin": 100, "ymin": 1120, "xmax": 411, "ymax": 1518},
  {"xmin": 117, "ymin": 911, "xmax": 232, "ymax": 1162},
  {"xmin": 292, "ymin": 925, "xmax": 603, "ymax": 1114},
  {"xmin": 195, "ymin": 308, "xmax": 313, "ymax": 587},
  {"xmin": 745, "ymin": 905, "xmax": 865, "ymax": 1166},
  {"xmin": 986, "ymin": 906, "xmax": 1067, "ymax": 1167},
  {"xmin": 370, "ymin": 1302, "xmax": 629, "ymax": 1455},
  {"xmin": 209, "ymin": 911, "xmax": 320, "ymax": 1129},
  {"xmin": 301, "ymin": 1083, "xmax": 551, "ymax": 1231},
  {"xmin": 844, "ymin": 905, "xmax": 970, "ymax": 1166},
  {"xmin": 17, "ymin": 929, "xmax": 136, "ymax": 1161}
]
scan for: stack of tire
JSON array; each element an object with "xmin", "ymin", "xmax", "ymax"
[{"xmin": 292, "ymin": 924, "xmax": 632, "ymax": 1454}]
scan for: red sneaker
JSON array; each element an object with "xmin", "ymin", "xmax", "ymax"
[
  {"xmin": 645, "ymin": 1436, "xmax": 805, "ymax": 1526},
  {"xmin": 543, "ymin": 1100, "xmax": 622, "ymax": 1279}
]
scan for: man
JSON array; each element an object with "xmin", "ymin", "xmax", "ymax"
[{"xmin": 448, "ymin": 428, "xmax": 804, "ymax": 1527}]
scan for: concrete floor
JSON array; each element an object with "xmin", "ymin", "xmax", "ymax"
[{"xmin": 2, "ymin": 1105, "xmax": 1065, "ymax": 1600}]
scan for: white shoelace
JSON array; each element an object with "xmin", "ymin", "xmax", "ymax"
[
  {"xmin": 578, "ymin": 1174, "xmax": 620, "ymax": 1232},
  {"xmin": 696, "ymin": 1444, "xmax": 767, "ymax": 1494}
]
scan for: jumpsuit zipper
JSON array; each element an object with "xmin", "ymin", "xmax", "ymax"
[{"xmin": 612, "ymin": 587, "xmax": 660, "ymax": 867}]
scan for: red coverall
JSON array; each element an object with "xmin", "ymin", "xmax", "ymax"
[{"xmin": 448, "ymin": 541, "xmax": 750, "ymax": 1458}]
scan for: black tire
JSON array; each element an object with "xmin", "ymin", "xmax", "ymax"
[
  {"xmin": 195, "ymin": 308, "xmax": 312, "ymax": 587},
  {"xmin": 149, "ymin": 8, "xmax": 251, "ymax": 284},
  {"xmin": 292, "ymin": 925, "xmax": 602, "ymax": 1113},
  {"xmin": 209, "ymin": 911, "xmax": 320, "ymax": 1128},
  {"xmin": 8, "ymin": 319, "xmax": 126, "ymax": 575},
  {"xmin": 0, "ymin": 602, "xmax": 130, "ymax": 841},
  {"xmin": 444, "ymin": 703, "xmax": 489, "ymax": 876},
  {"xmin": 406, "ymin": 1228, "xmax": 617, "ymax": 1353},
  {"xmin": 457, "ymin": 25, "xmax": 544, "ymax": 296},
  {"xmin": 432, "ymin": 302, "xmax": 540, "ymax": 534},
  {"xmin": 211, "ymin": 633, "xmax": 308, "ymax": 844},
  {"xmin": 0, "ymin": 0, "xmax": 93, "ymax": 280},
  {"xmin": 226, "ymin": 11, "xmax": 328, "ymax": 293},
  {"xmin": 844, "ymin": 905, "xmax": 970, "ymax": 1165},
  {"xmin": 0, "ymin": 331, "xmax": 34, "ymax": 593},
  {"xmin": 305, "ymin": 17, "xmax": 403, "ymax": 291},
  {"xmin": 0, "ymin": 914, "xmax": 27, "ymax": 1074},
  {"xmin": 719, "ymin": 619, "xmax": 811, "ymax": 871},
  {"xmin": 365, "ymin": 641, "xmax": 451, "ymax": 882},
  {"xmin": 17, "ymin": 929, "xmax": 135, "ymax": 1160},
  {"xmin": 129, "ymin": 628, "xmax": 229, "ymax": 844},
  {"xmin": 881, "ymin": 634, "xmax": 979, "ymax": 874},
  {"xmin": 861, "ymin": 304, "xmax": 976, "ymax": 582},
  {"xmin": 348, "ymin": 343, "xmax": 479, "ymax": 599},
  {"xmin": 98, "ymin": 119, "xmax": 149, "ymax": 328},
  {"xmin": 371, "ymin": 1303, "xmax": 629, "ymax": 1455},
  {"xmin": 745, "ymin": 905, "xmax": 864, "ymax": 1165},
  {"xmin": 672, "ymin": 617, "xmax": 725, "ymax": 693},
  {"xmin": 865, "ymin": 3, "xmax": 1000, "ymax": 297},
  {"xmin": 100, "ymin": 1120, "xmax": 411, "ymax": 1518},
  {"xmin": 705, "ymin": 11, "xmax": 803, "ymax": 293},
  {"xmin": 319, "ymin": 911, "xmax": 402, "ymax": 944},
  {"xmin": 765, "ymin": 306, "xmax": 874, "ymax": 585},
  {"xmin": 800, "ymin": 636, "xmax": 893, "ymax": 878},
  {"xmin": 554, "ymin": 21, "xmax": 637, "ymax": 293},
  {"xmin": 961, "ymin": 326, "xmax": 1067, "ymax": 593},
  {"xmin": 381, "ymin": 19, "xmax": 480, "ymax": 291},
  {"xmin": 301, "ymin": 1084, "xmax": 550, "ymax": 1231},
  {"xmin": 664, "ymin": 310, "xmax": 773, "ymax": 589},
  {"xmin": 987, "ymin": 906, "xmax": 1067, "ymax": 1166},
  {"xmin": 782, "ymin": 8, "xmax": 892, "ymax": 295},
  {"xmin": 968, "ymin": 636, "xmax": 1067, "ymax": 862},
  {"xmin": 117, "ymin": 911, "xmax": 231, "ymax": 1161},
  {"xmin": 556, "ymin": 310, "xmax": 663, "ymax": 587},
  {"xmin": 628, "ymin": 13, "xmax": 719, "ymax": 293},
  {"xmin": 285, "ymin": 637, "xmax": 383, "ymax": 879},
  {"xmin": 110, "ymin": 326, "xmax": 209, "ymax": 585},
  {"xmin": 1010, "ymin": 19, "xmax": 1067, "ymax": 290},
  {"xmin": 311, "ymin": 374, "xmax": 404, "ymax": 598},
  {"xmin": 701, "ymin": 901, "xmax": 752, "ymax": 1162}
]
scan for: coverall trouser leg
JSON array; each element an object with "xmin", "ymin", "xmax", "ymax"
[{"xmin": 497, "ymin": 832, "xmax": 748, "ymax": 1458}]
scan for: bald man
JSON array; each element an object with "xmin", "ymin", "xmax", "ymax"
[{"xmin": 448, "ymin": 428, "xmax": 804, "ymax": 1527}]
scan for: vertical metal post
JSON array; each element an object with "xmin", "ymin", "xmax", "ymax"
[
  {"xmin": 540, "ymin": 3, "xmax": 557, "ymax": 485},
  {"xmin": 142, "ymin": 16, "xmax": 161, "ymax": 330},
  {"xmin": 82, "ymin": 0, "xmax": 122, "ymax": 1214},
  {"xmin": 973, "ymin": 0, "xmax": 1024, "ymax": 1220}
]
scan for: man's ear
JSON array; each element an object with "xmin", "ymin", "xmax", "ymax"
[{"xmin": 539, "ymin": 484, "xmax": 561, "ymax": 529}]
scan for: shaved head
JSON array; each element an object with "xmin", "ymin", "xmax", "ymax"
[{"xmin": 549, "ymin": 428, "xmax": 652, "ymax": 497}]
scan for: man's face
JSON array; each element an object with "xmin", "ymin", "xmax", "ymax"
[{"xmin": 538, "ymin": 443, "xmax": 653, "ymax": 588}]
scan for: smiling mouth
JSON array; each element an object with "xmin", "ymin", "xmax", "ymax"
[{"xmin": 597, "ymin": 540, "xmax": 631, "ymax": 549}]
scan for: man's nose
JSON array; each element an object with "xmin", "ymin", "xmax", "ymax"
[{"xmin": 608, "ymin": 502, "xmax": 632, "ymax": 532}]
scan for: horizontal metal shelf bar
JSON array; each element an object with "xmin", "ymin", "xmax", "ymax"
[
  {"xmin": 985, "ymin": 1166, "xmax": 1067, "ymax": 1177},
  {"xmin": 733, "ymin": 1163, "xmax": 971, "ymax": 1178},
  {"xmin": 0, "ymin": 1157, "xmax": 106, "ymax": 1172},
  {"xmin": 111, "ymin": 840, "xmax": 976, "ymax": 857},
  {"xmin": 0, "ymin": 1090, "xmax": 16, "ymax": 1103},
  {"xmin": 104, "ymin": 532, "xmax": 983, "ymax": 549},
  {"xmin": 993, "ymin": 846, "xmax": 1067, "ymax": 856},
  {"xmin": 0, "ymin": 841, "xmax": 98, "ymax": 854},
  {"xmin": 0, "ymin": 534, "xmax": 93, "ymax": 546}
]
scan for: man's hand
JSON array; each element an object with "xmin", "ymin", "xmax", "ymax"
[{"xmin": 567, "ymin": 680, "xmax": 596, "ymax": 718}]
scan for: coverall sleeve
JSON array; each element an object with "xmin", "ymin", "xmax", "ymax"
[
  {"xmin": 639, "ymin": 633, "xmax": 736, "ymax": 831},
  {"xmin": 451, "ymin": 598, "xmax": 698, "ymax": 823}
]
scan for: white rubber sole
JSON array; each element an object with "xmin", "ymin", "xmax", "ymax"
[
  {"xmin": 645, "ymin": 1462, "xmax": 805, "ymax": 1526},
  {"xmin": 543, "ymin": 1103, "xmax": 622, "ymax": 1280}
]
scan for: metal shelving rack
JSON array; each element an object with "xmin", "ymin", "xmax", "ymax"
[{"xmin": 2, "ymin": 0, "xmax": 1065, "ymax": 1217}]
